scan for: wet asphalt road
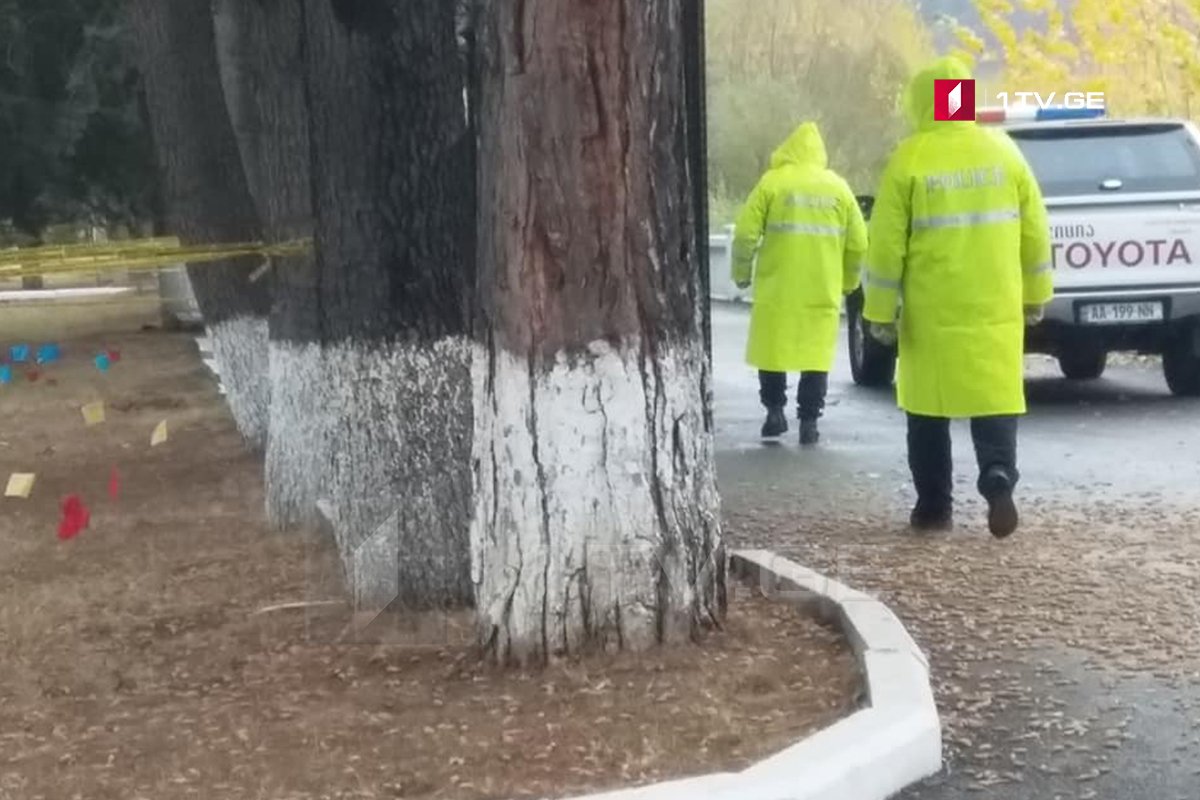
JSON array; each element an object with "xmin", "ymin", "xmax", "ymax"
[{"xmin": 709, "ymin": 303, "xmax": 1200, "ymax": 800}]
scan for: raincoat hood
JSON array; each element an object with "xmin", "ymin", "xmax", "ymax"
[
  {"xmin": 769, "ymin": 122, "xmax": 828, "ymax": 170},
  {"xmin": 904, "ymin": 56, "xmax": 973, "ymax": 131}
]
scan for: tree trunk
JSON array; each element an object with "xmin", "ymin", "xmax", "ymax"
[
  {"xmin": 128, "ymin": 0, "xmax": 271, "ymax": 449},
  {"xmin": 210, "ymin": 0, "xmax": 323, "ymax": 530},
  {"xmin": 294, "ymin": 0, "xmax": 475, "ymax": 608},
  {"xmin": 473, "ymin": 0, "xmax": 725, "ymax": 665}
]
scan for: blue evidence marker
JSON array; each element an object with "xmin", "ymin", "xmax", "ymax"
[{"xmin": 36, "ymin": 343, "xmax": 61, "ymax": 365}]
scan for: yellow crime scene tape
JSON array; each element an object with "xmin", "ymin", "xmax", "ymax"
[{"xmin": 0, "ymin": 238, "xmax": 311, "ymax": 279}]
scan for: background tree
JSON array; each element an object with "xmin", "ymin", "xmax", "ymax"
[
  {"xmin": 284, "ymin": 0, "xmax": 475, "ymax": 607},
  {"xmin": 0, "ymin": 0, "xmax": 160, "ymax": 285},
  {"xmin": 127, "ymin": 0, "xmax": 271, "ymax": 448},
  {"xmin": 967, "ymin": 0, "xmax": 1200, "ymax": 118},
  {"xmin": 705, "ymin": 0, "xmax": 934, "ymax": 226},
  {"xmin": 210, "ymin": 0, "xmax": 322, "ymax": 529},
  {"xmin": 472, "ymin": 0, "xmax": 725, "ymax": 665}
]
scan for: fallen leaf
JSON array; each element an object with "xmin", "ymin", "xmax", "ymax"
[{"xmin": 151, "ymin": 420, "xmax": 168, "ymax": 447}]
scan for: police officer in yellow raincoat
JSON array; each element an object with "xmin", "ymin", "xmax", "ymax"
[
  {"xmin": 732, "ymin": 122, "xmax": 868, "ymax": 445},
  {"xmin": 863, "ymin": 56, "xmax": 1053, "ymax": 537}
]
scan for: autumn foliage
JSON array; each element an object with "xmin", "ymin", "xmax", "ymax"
[{"xmin": 964, "ymin": 0, "xmax": 1200, "ymax": 118}]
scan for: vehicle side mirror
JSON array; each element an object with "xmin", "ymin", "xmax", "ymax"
[{"xmin": 856, "ymin": 195, "xmax": 875, "ymax": 220}]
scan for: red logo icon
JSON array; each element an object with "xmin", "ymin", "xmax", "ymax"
[{"xmin": 934, "ymin": 79, "xmax": 975, "ymax": 121}]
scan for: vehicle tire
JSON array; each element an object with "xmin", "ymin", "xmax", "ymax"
[
  {"xmin": 847, "ymin": 288, "xmax": 896, "ymax": 388},
  {"xmin": 1057, "ymin": 348, "xmax": 1107, "ymax": 380},
  {"xmin": 1164, "ymin": 326, "xmax": 1200, "ymax": 397}
]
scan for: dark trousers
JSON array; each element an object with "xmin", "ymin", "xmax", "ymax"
[
  {"xmin": 759, "ymin": 371, "xmax": 828, "ymax": 420},
  {"xmin": 907, "ymin": 414, "xmax": 1019, "ymax": 513}
]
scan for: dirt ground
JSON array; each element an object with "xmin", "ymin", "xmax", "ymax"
[{"xmin": 0, "ymin": 302, "xmax": 861, "ymax": 800}]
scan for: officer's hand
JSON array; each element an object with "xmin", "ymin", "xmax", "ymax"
[
  {"xmin": 869, "ymin": 322, "xmax": 898, "ymax": 346},
  {"xmin": 735, "ymin": 280, "xmax": 751, "ymax": 290},
  {"xmin": 1024, "ymin": 305, "xmax": 1045, "ymax": 326}
]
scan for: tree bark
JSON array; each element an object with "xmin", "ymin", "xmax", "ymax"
[
  {"xmin": 684, "ymin": 0, "xmax": 712, "ymax": 366},
  {"xmin": 293, "ymin": 0, "xmax": 475, "ymax": 608},
  {"xmin": 128, "ymin": 0, "xmax": 271, "ymax": 449},
  {"xmin": 473, "ymin": 0, "xmax": 725, "ymax": 665},
  {"xmin": 210, "ymin": 0, "xmax": 323, "ymax": 530}
]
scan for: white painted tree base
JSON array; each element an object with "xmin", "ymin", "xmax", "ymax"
[
  {"xmin": 265, "ymin": 337, "xmax": 474, "ymax": 608},
  {"xmin": 264, "ymin": 340, "xmax": 328, "ymax": 531},
  {"xmin": 553, "ymin": 550, "xmax": 943, "ymax": 800},
  {"xmin": 207, "ymin": 316, "xmax": 270, "ymax": 449},
  {"xmin": 471, "ymin": 337, "xmax": 723, "ymax": 663}
]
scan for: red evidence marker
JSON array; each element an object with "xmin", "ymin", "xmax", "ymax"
[
  {"xmin": 108, "ymin": 466, "xmax": 120, "ymax": 501},
  {"xmin": 58, "ymin": 495, "xmax": 91, "ymax": 540}
]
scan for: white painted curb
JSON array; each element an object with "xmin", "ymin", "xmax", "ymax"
[
  {"xmin": 0, "ymin": 286, "xmax": 135, "ymax": 303},
  {"xmin": 550, "ymin": 549, "xmax": 942, "ymax": 800}
]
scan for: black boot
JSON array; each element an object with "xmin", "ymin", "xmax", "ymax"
[
  {"xmin": 910, "ymin": 504, "xmax": 954, "ymax": 532},
  {"xmin": 761, "ymin": 407, "xmax": 788, "ymax": 438},
  {"xmin": 980, "ymin": 465, "xmax": 1018, "ymax": 538},
  {"xmin": 799, "ymin": 418, "xmax": 819, "ymax": 446}
]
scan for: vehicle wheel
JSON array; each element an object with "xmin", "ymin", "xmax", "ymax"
[
  {"xmin": 847, "ymin": 288, "xmax": 896, "ymax": 388},
  {"xmin": 1164, "ymin": 326, "xmax": 1200, "ymax": 396},
  {"xmin": 1057, "ymin": 348, "xmax": 1107, "ymax": 380}
]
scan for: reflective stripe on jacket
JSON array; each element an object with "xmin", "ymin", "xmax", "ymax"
[
  {"xmin": 732, "ymin": 122, "xmax": 868, "ymax": 374},
  {"xmin": 863, "ymin": 56, "xmax": 1054, "ymax": 418}
]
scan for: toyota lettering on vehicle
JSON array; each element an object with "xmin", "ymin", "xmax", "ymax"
[{"xmin": 1050, "ymin": 238, "xmax": 1193, "ymax": 269}]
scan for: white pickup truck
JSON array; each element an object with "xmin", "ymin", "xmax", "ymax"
[{"xmin": 847, "ymin": 115, "xmax": 1200, "ymax": 396}]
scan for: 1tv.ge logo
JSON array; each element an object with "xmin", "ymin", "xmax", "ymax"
[{"xmin": 934, "ymin": 79, "xmax": 1106, "ymax": 121}]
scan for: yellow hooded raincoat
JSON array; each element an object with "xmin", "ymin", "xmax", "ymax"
[
  {"xmin": 863, "ymin": 57, "xmax": 1054, "ymax": 418},
  {"xmin": 732, "ymin": 122, "xmax": 868, "ymax": 373}
]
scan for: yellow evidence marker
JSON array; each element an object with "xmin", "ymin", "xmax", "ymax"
[
  {"xmin": 82, "ymin": 401, "xmax": 106, "ymax": 426},
  {"xmin": 5, "ymin": 473, "xmax": 35, "ymax": 498},
  {"xmin": 150, "ymin": 420, "xmax": 168, "ymax": 447}
]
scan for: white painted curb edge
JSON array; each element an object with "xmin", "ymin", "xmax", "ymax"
[{"xmin": 551, "ymin": 549, "xmax": 942, "ymax": 800}]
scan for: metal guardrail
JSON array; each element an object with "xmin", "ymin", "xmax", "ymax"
[{"xmin": 708, "ymin": 225, "xmax": 752, "ymax": 303}]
